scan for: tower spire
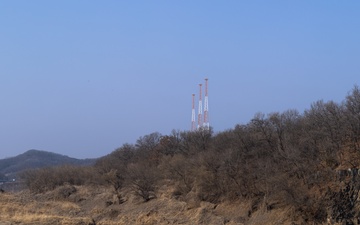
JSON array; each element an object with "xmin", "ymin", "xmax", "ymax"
[
  {"xmin": 191, "ymin": 94, "xmax": 196, "ymax": 131},
  {"xmin": 203, "ymin": 78, "xmax": 209, "ymax": 129},
  {"xmin": 197, "ymin": 84, "xmax": 203, "ymax": 129}
]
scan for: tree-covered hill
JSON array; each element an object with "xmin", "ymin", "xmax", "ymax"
[
  {"xmin": 16, "ymin": 86, "xmax": 360, "ymax": 224},
  {"xmin": 0, "ymin": 149, "xmax": 95, "ymax": 176}
]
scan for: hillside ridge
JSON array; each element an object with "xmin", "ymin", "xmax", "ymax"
[{"xmin": 0, "ymin": 149, "xmax": 96, "ymax": 176}]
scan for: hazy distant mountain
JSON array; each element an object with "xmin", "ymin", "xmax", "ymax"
[{"xmin": 0, "ymin": 149, "xmax": 96, "ymax": 176}]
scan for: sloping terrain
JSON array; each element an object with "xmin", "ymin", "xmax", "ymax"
[
  {"xmin": 2, "ymin": 87, "xmax": 360, "ymax": 224},
  {"xmin": 2, "ymin": 178, "xmax": 360, "ymax": 225},
  {"xmin": 0, "ymin": 150, "xmax": 95, "ymax": 176},
  {"xmin": 0, "ymin": 184, "xmax": 293, "ymax": 225}
]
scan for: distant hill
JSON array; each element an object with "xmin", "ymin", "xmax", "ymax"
[{"xmin": 0, "ymin": 149, "xmax": 96, "ymax": 176}]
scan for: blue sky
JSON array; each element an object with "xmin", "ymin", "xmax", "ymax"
[{"xmin": 0, "ymin": 1, "xmax": 359, "ymax": 159}]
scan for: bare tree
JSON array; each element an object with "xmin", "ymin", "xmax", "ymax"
[
  {"xmin": 345, "ymin": 86, "xmax": 360, "ymax": 151},
  {"xmin": 161, "ymin": 154, "xmax": 195, "ymax": 195},
  {"xmin": 94, "ymin": 144, "xmax": 136, "ymax": 203},
  {"xmin": 135, "ymin": 132, "xmax": 162, "ymax": 152},
  {"xmin": 127, "ymin": 163, "xmax": 160, "ymax": 202}
]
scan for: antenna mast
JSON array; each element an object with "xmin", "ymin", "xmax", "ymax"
[
  {"xmin": 191, "ymin": 94, "xmax": 196, "ymax": 131},
  {"xmin": 197, "ymin": 84, "xmax": 203, "ymax": 129},
  {"xmin": 203, "ymin": 78, "xmax": 209, "ymax": 129}
]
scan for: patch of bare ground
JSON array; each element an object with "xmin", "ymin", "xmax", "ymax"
[
  {"xmin": 0, "ymin": 189, "xmax": 94, "ymax": 225},
  {"xmin": 0, "ymin": 183, "xmax": 306, "ymax": 225}
]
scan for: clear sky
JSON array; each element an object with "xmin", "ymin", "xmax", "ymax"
[{"xmin": 0, "ymin": 1, "xmax": 359, "ymax": 159}]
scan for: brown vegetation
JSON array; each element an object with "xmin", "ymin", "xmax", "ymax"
[{"xmin": 8, "ymin": 86, "xmax": 360, "ymax": 224}]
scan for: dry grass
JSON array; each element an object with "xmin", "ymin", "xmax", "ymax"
[
  {"xmin": 0, "ymin": 184, "xmax": 324, "ymax": 225},
  {"xmin": 0, "ymin": 192, "xmax": 92, "ymax": 225}
]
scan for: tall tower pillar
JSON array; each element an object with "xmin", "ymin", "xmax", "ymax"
[
  {"xmin": 197, "ymin": 84, "xmax": 203, "ymax": 129},
  {"xmin": 203, "ymin": 78, "xmax": 209, "ymax": 129}
]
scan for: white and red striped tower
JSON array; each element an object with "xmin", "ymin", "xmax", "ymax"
[
  {"xmin": 191, "ymin": 94, "xmax": 196, "ymax": 131},
  {"xmin": 203, "ymin": 78, "xmax": 209, "ymax": 129},
  {"xmin": 197, "ymin": 84, "xmax": 203, "ymax": 129}
]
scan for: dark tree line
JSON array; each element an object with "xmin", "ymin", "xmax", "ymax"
[{"xmin": 20, "ymin": 86, "xmax": 360, "ymax": 224}]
